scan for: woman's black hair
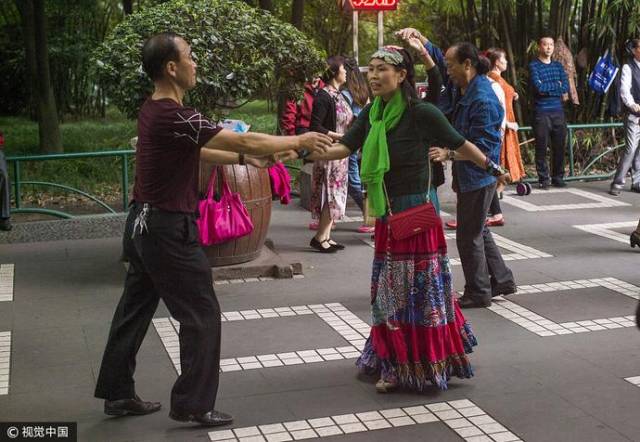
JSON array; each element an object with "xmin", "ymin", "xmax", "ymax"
[
  {"xmin": 486, "ymin": 47, "xmax": 506, "ymax": 69},
  {"xmin": 450, "ymin": 42, "xmax": 490, "ymax": 75},
  {"xmin": 394, "ymin": 48, "xmax": 418, "ymax": 104},
  {"xmin": 322, "ymin": 55, "xmax": 346, "ymax": 83},
  {"xmin": 343, "ymin": 57, "xmax": 370, "ymax": 107}
]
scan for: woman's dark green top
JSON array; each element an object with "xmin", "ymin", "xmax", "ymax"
[{"xmin": 340, "ymin": 101, "xmax": 465, "ymax": 198}]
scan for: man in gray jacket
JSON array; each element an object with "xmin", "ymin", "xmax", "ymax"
[{"xmin": 610, "ymin": 39, "xmax": 640, "ymax": 195}]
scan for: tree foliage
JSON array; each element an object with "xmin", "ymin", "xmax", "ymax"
[{"xmin": 92, "ymin": 0, "xmax": 325, "ymax": 119}]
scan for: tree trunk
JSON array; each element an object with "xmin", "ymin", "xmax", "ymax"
[
  {"xmin": 466, "ymin": 0, "xmax": 475, "ymax": 42},
  {"xmin": 537, "ymin": 0, "xmax": 544, "ymax": 38},
  {"xmin": 15, "ymin": 0, "xmax": 39, "ymax": 121},
  {"xmin": 32, "ymin": 0, "xmax": 63, "ymax": 152},
  {"xmin": 291, "ymin": 0, "xmax": 304, "ymax": 30},
  {"xmin": 258, "ymin": 0, "xmax": 273, "ymax": 11},
  {"xmin": 123, "ymin": 0, "xmax": 133, "ymax": 15},
  {"xmin": 498, "ymin": 1, "xmax": 523, "ymax": 124}
]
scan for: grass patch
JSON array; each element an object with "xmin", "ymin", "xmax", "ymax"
[{"xmin": 2, "ymin": 101, "xmax": 279, "ymax": 212}]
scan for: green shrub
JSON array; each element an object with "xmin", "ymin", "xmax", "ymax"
[{"xmin": 92, "ymin": 0, "xmax": 326, "ymax": 119}]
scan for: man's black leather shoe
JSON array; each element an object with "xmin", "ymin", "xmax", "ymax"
[
  {"xmin": 630, "ymin": 231, "xmax": 640, "ymax": 249},
  {"xmin": 492, "ymin": 284, "xmax": 517, "ymax": 297},
  {"xmin": 458, "ymin": 295, "xmax": 491, "ymax": 309},
  {"xmin": 169, "ymin": 410, "xmax": 233, "ymax": 427},
  {"xmin": 104, "ymin": 395, "xmax": 161, "ymax": 416}
]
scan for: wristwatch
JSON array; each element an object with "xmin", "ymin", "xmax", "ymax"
[
  {"xmin": 485, "ymin": 159, "xmax": 506, "ymax": 177},
  {"xmin": 297, "ymin": 149, "xmax": 310, "ymax": 160},
  {"xmin": 447, "ymin": 149, "xmax": 455, "ymax": 161}
]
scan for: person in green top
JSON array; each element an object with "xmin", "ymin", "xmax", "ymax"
[{"xmin": 295, "ymin": 45, "xmax": 509, "ymax": 392}]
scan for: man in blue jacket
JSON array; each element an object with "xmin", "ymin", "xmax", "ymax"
[
  {"xmin": 442, "ymin": 42, "xmax": 516, "ymax": 308},
  {"xmin": 529, "ymin": 35, "xmax": 570, "ymax": 189}
]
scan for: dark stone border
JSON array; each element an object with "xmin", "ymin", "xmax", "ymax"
[{"xmin": 0, "ymin": 214, "xmax": 127, "ymax": 244}]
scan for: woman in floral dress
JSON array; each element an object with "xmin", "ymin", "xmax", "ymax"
[{"xmin": 309, "ymin": 56, "xmax": 353, "ymax": 253}]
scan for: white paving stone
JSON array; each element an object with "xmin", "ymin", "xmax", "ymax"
[
  {"xmin": 489, "ymin": 278, "xmax": 640, "ymax": 338},
  {"xmin": 154, "ymin": 303, "xmax": 369, "ymax": 374},
  {"xmin": 0, "ymin": 331, "xmax": 9, "ymax": 395},
  {"xmin": 625, "ymin": 376, "xmax": 640, "ymax": 386},
  {"xmin": 264, "ymin": 433, "xmax": 292, "ymax": 442},
  {"xmin": 0, "ymin": 264, "xmax": 14, "ymax": 302},
  {"xmin": 339, "ymin": 422, "xmax": 367, "ymax": 433},
  {"xmin": 573, "ymin": 221, "xmax": 637, "ymax": 244},
  {"xmin": 314, "ymin": 426, "xmax": 342, "ymax": 437},
  {"xmin": 503, "ymin": 188, "xmax": 629, "ymax": 212},
  {"xmin": 209, "ymin": 400, "xmax": 516, "ymax": 442}
]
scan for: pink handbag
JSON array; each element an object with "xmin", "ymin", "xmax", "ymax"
[{"xmin": 197, "ymin": 166, "xmax": 254, "ymax": 246}]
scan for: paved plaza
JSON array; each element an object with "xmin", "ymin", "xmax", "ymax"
[{"xmin": 0, "ymin": 180, "xmax": 639, "ymax": 442}]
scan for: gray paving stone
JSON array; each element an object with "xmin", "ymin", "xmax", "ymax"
[
  {"xmin": 510, "ymin": 287, "xmax": 638, "ymax": 323},
  {"xmin": 2, "ymin": 182, "xmax": 640, "ymax": 441}
]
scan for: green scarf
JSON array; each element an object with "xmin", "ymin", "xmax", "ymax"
[{"xmin": 360, "ymin": 90, "xmax": 406, "ymax": 217}]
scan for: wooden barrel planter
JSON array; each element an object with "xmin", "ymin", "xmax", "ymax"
[{"xmin": 198, "ymin": 161, "xmax": 272, "ymax": 267}]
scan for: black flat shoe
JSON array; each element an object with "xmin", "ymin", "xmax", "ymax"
[
  {"xmin": 169, "ymin": 409, "xmax": 233, "ymax": 427},
  {"xmin": 631, "ymin": 231, "xmax": 640, "ymax": 249},
  {"xmin": 327, "ymin": 239, "xmax": 345, "ymax": 250},
  {"xmin": 104, "ymin": 395, "xmax": 161, "ymax": 416},
  {"xmin": 310, "ymin": 237, "xmax": 336, "ymax": 253},
  {"xmin": 458, "ymin": 295, "xmax": 491, "ymax": 309}
]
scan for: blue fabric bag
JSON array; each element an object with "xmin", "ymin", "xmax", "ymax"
[{"xmin": 588, "ymin": 50, "xmax": 619, "ymax": 95}]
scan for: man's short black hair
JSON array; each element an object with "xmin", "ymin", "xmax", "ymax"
[
  {"xmin": 538, "ymin": 33, "xmax": 555, "ymax": 44},
  {"xmin": 142, "ymin": 32, "xmax": 183, "ymax": 81}
]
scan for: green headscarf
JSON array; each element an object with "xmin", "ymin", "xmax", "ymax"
[{"xmin": 360, "ymin": 89, "xmax": 406, "ymax": 217}]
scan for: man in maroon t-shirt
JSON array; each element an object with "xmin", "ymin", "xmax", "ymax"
[{"xmin": 94, "ymin": 32, "xmax": 331, "ymax": 427}]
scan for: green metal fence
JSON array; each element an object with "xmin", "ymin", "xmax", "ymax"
[
  {"xmin": 6, "ymin": 149, "xmax": 134, "ymax": 219},
  {"xmin": 4, "ymin": 121, "xmax": 627, "ymax": 219},
  {"xmin": 517, "ymin": 122, "xmax": 624, "ymax": 182}
]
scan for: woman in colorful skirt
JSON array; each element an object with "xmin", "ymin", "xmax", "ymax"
[{"xmin": 301, "ymin": 43, "xmax": 510, "ymax": 392}]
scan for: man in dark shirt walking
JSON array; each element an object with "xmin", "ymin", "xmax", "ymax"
[
  {"xmin": 529, "ymin": 35, "xmax": 570, "ymax": 189},
  {"xmin": 94, "ymin": 32, "xmax": 331, "ymax": 427}
]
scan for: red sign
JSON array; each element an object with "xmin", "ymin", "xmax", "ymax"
[{"xmin": 350, "ymin": 0, "xmax": 399, "ymax": 11}]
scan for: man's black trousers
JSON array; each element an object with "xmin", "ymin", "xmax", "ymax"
[
  {"xmin": 533, "ymin": 111, "xmax": 567, "ymax": 184},
  {"xmin": 94, "ymin": 203, "xmax": 221, "ymax": 415},
  {"xmin": 456, "ymin": 182, "xmax": 514, "ymax": 304}
]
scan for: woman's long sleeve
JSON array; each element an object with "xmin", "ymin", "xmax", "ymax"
[{"xmin": 424, "ymin": 65, "xmax": 443, "ymax": 105}]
